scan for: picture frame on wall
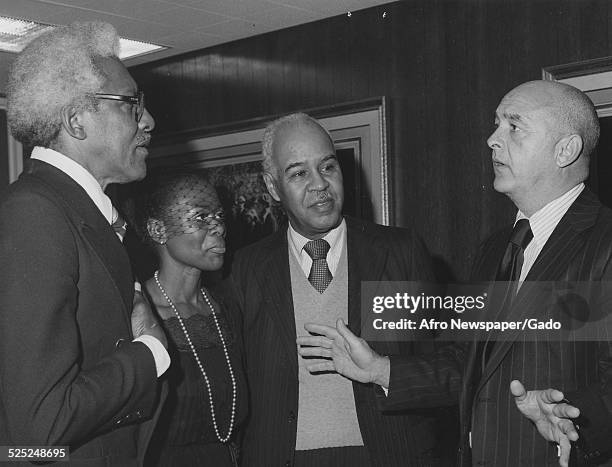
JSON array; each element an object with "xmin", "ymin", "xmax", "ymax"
[
  {"xmin": 133, "ymin": 97, "xmax": 390, "ymax": 262},
  {"xmin": 542, "ymin": 56, "xmax": 612, "ymax": 117}
]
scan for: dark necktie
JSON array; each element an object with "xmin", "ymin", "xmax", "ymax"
[
  {"xmin": 496, "ymin": 218, "xmax": 533, "ymax": 293},
  {"xmin": 111, "ymin": 207, "xmax": 127, "ymax": 243},
  {"xmin": 482, "ymin": 219, "xmax": 533, "ymax": 369},
  {"xmin": 303, "ymin": 239, "xmax": 333, "ymax": 294}
]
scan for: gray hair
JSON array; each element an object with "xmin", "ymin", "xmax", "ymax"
[
  {"xmin": 7, "ymin": 21, "xmax": 121, "ymax": 147},
  {"xmin": 261, "ymin": 112, "xmax": 333, "ymax": 176}
]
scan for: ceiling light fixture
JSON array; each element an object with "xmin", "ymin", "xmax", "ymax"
[{"xmin": 0, "ymin": 15, "xmax": 168, "ymax": 60}]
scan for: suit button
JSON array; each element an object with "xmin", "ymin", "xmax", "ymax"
[
  {"xmin": 285, "ymin": 462, "xmax": 291, "ymax": 467},
  {"xmin": 115, "ymin": 338, "xmax": 125, "ymax": 348},
  {"xmin": 288, "ymin": 411, "xmax": 296, "ymax": 422},
  {"xmin": 136, "ymin": 410, "xmax": 142, "ymax": 418}
]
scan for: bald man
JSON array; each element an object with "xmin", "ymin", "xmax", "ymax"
[{"xmin": 297, "ymin": 81, "xmax": 612, "ymax": 466}]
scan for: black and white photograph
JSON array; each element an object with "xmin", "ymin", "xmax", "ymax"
[{"xmin": 1, "ymin": 1, "xmax": 612, "ymax": 466}]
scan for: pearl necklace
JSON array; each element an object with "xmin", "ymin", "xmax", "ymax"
[{"xmin": 154, "ymin": 270, "xmax": 237, "ymax": 443}]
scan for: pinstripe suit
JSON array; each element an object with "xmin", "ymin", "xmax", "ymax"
[
  {"xmin": 228, "ymin": 217, "xmax": 450, "ymax": 467},
  {"xmin": 382, "ymin": 189, "xmax": 612, "ymax": 466}
]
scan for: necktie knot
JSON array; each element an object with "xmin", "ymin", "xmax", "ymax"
[
  {"xmin": 509, "ymin": 219, "xmax": 533, "ymax": 250},
  {"xmin": 304, "ymin": 239, "xmax": 331, "ymax": 260}
]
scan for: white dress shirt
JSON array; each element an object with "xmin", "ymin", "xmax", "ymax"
[
  {"xmin": 31, "ymin": 146, "xmax": 170, "ymax": 377},
  {"xmin": 288, "ymin": 218, "xmax": 347, "ymax": 277},
  {"xmin": 516, "ymin": 182, "xmax": 584, "ymax": 283}
]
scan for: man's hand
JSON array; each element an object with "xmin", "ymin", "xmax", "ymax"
[
  {"xmin": 296, "ymin": 318, "xmax": 390, "ymax": 387},
  {"xmin": 131, "ymin": 290, "xmax": 168, "ymax": 349},
  {"xmin": 510, "ymin": 379, "xmax": 580, "ymax": 467}
]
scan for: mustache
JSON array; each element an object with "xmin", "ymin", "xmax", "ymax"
[
  {"xmin": 308, "ymin": 191, "xmax": 334, "ymax": 207},
  {"xmin": 313, "ymin": 191, "xmax": 331, "ymax": 201},
  {"xmin": 136, "ymin": 133, "xmax": 151, "ymax": 147}
]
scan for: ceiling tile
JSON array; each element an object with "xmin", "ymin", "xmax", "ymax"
[
  {"xmin": 110, "ymin": 19, "xmax": 175, "ymax": 43},
  {"xmin": 62, "ymin": 0, "xmax": 174, "ymax": 19},
  {"xmin": 197, "ymin": 19, "xmax": 261, "ymax": 39},
  {"xmin": 159, "ymin": 0, "xmax": 279, "ymax": 18},
  {"xmin": 245, "ymin": 5, "xmax": 320, "ymax": 29},
  {"xmin": 145, "ymin": 6, "xmax": 231, "ymax": 29},
  {"xmin": 0, "ymin": 0, "xmax": 71, "ymax": 24},
  {"xmin": 44, "ymin": 7, "xmax": 129, "ymax": 25},
  {"xmin": 268, "ymin": 0, "xmax": 394, "ymax": 15}
]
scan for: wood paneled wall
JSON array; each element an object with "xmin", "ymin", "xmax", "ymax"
[
  {"xmin": 0, "ymin": 109, "xmax": 8, "ymax": 187},
  {"xmin": 131, "ymin": 0, "xmax": 612, "ymax": 280}
]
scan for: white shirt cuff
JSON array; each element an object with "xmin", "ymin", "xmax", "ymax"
[
  {"xmin": 381, "ymin": 386, "xmax": 388, "ymax": 396},
  {"xmin": 134, "ymin": 335, "xmax": 171, "ymax": 377}
]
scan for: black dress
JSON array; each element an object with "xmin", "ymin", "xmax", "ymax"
[{"xmin": 146, "ymin": 296, "xmax": 247, "ymax": 467}]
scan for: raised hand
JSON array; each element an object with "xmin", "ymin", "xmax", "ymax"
[
  {"xmin": 131, "ymin": 290, "xmax": 168, "ymax": 349},
  {"xmin": 296, "ymin": 318, "xmax": 390, "ymax": 387},
  {"xmin": 510, "ymin": 379, "xmax": 580, "ymax": 467}
]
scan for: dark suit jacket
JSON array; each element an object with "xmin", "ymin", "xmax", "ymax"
[
  {"xmin": 0, "ymin": 160, "xmax": 160, "ymax": 466},
  {"xmin": 382, "ymin": 189, "xmax": 612, "ymax": 466},
  {"xmin": 228, "ymin": 216, "xmax": 447, "ymax": 467}
]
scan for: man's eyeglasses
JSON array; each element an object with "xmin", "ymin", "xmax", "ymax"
[{"xmin": 94, "ymin": 90, "xmax": 145, "ymax": 122}]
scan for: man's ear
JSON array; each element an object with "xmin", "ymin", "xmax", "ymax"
[
  {"xmin": 555, "ymin": 134, "xmax": 583, "ymax": 168},
  {"xmin": 59, "ymin": 105, "xmax": 87, "ymax": 140},
  {"xmin": 263, "ymin": 172, "xmax": 281, "ymax": 202},
  {"xmin": 147, "ymin": 218, "xmax": 168, "ymax": 244}
]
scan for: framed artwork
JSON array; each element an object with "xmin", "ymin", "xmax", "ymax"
[{"xmin": 141, "ymin": 97, "xmax": 389, "ymax": 259}]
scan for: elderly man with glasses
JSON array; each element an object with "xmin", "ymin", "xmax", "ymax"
[{"xmin": 0, "ymin": 21, "xmax": 169, "ymax": 466}]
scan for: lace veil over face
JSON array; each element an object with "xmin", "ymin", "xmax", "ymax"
[{"xmin": 142, "ymin": 173, "xmax": 224, "ymax": 243}]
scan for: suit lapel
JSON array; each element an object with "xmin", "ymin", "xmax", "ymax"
[
  {"xmin": 263, "ymin": 219, "xmax": 390, "ymax": 374},
  {"xmin": 257, "ymin": 230, "xmax": 298, "ymax": 376},
  {"xmin": 477, "ymin": 189, "xmax": 601, "ymax": 391},
  {"xmin": 346, "ymin": 218, "xmax": 389, "ymax": 336},
  {"xmin": 27, "ymin": 160, "xmax": 133, "ymax": 328}
]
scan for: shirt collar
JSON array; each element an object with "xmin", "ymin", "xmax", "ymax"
[
  {"xmin": 31, "ymin": 146, "xmax": 114, "ymax": 224},
  {"xmin": 515, "ymin": 183, "xmax": 585, "ymax": 246},
  {"xmin": 288, "ymin": 218, "xmax": 346, "ymax": 259}
]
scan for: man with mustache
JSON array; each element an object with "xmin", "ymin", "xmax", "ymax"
[
  {"xmin": 0, "ymin": 22, "xmax": 169, "ymax": 465},
  {"xmin": 228, "ymin": 113, "xmax": 446, "ymax": 466},
  {"xmin": 297, "ymin": 81, "xmax": 612, "ymax": 466}
]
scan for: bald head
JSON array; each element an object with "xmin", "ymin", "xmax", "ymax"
[
  {"xmin": 507, "ymin": 80, "xmax": 599, "ymax": 158},
  {"xmin": 488, "ymin": 80, "xmax": 599, "ymax": 215}
]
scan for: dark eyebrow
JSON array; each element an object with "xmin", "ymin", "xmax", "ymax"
[
  {"xmin": 503, "ymin": 112, "xmax": 526, "ymax": 123},
  {"xmin": 284, "ymin": 161, "xmax": 305, "ymax": 174},
  {"xmin": 320, "ymin": 154, "xmax": 338, "ymax": 164},
  {"xmin": 283, "ymin": 154, "xmax": 337, "ymax": 174}
]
